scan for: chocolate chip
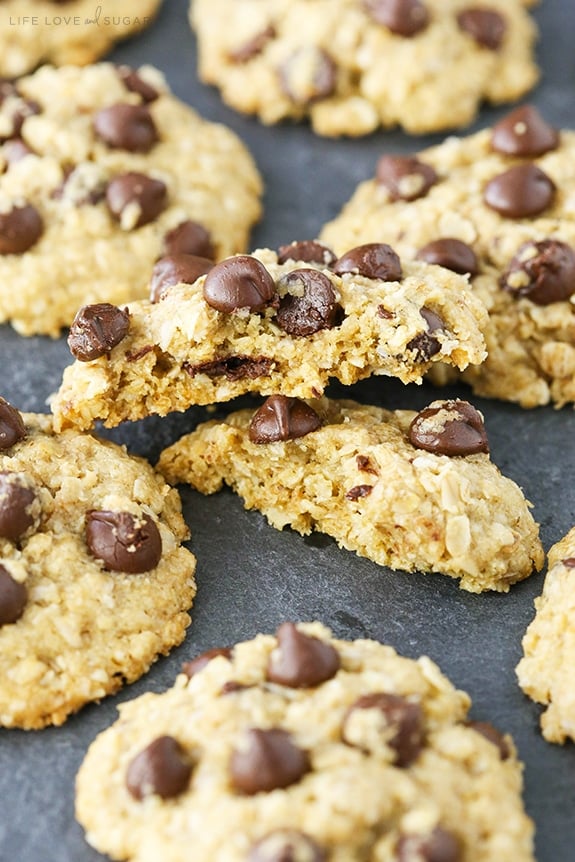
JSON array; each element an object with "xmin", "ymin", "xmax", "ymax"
[
  {"xmin": 182, "ymin": 646, "xmax": 232, "ymax": 679},
  {"xmin": 356, "ymin": 454, "xmax": 378, "ymax": 474},
  {"xmin": 376, "ymin": 155, "xmax": 437, "ymax": 201},
  {"xmin": 184, "ymin": 355, "xmax": 274, "ymax": 381},
  {"xmin": 249, "ymin": 830, "xmax": 326, "ymax": 862},
  {"xmin": 0, "ymin": 203, "xmax": 43, "ymax": 254},
  {"xmin": 484, "ymin": 164, "xmax": 555, "ymax": 218},
  {"xmin": 94, "ymin": 103, "xmax": 158, "ymax": 153},
  {"xmin": 457, "ymin": 8, "xmax": 506, "ymax": 49},
  {"xmin": 86, "ymin": 511, "xmax": 162, "ymax": 573},
  {"xmin": 345, "ymin": 484, "xmax": 373, "ymax": 500},
  {"xmin": 150, "ymin": 254, "xmax": 214, "ymax": 302},
  {"xmin": 203, "ymin": 255, "xmax": 276, "ymax": 313},
  {"xmin": 230, "ymin": 728, "xmax": 310, "ymax": 794},
  {"xmin": 0, "ymin": 472, "xmax": 38, "ymax": 542},
  {"xmin": 396, "ymin": 827, "xmax": 462, "ymax": 862},
  {"xmin": 277, "ymin": 240, "xmax": 336, "ymax": 267},
  {"xmin": 0, "ymin": 97, "xmax": 40, "ymax": 142},
  {"xmin": 126, "ymin": 736, "xmax": 192, "ymax": 800},
  {"xmin": 465, "ymin": 720, "xmax": 511, "ymax": 760},
  {"xmin": 563, "ymin": 558, "xmax": 575, "ymax": 568},
  {"xmin": 500, "ymin": 240, "xmax": 575, "ymax": 306},
  {"xmin": 279, "ymin": 47, "xmax": 337, "ymax": 105},
  {"xmin": 416, "ymin": 238, "xmax": 478, "ymax": 276},
  {"xmin": 276, "ymin": 269, "xmax": 340, "ymax": 336},
  {"xmin": 230, "ymin": 25, "xmax": 276, "ymax": 63},
  {"xmin": 2, "ymin": 138, "xmax": 34, "ymax": 165},
  {"xmin": 343, "ymin": 692, "xmax": 424, "ymax": 766},
  {"xmin": 266, "ymin": 622, "xmax": 340, "ymax": 688},
  {"xmin": 407, "ymin": 307, "xmax": 444, "ymax": 361},
  {"xmin": 162, "ymin": 220, "xmax": 215, "ymax": 259},
  {"xmin": 0, "ymin": 564, "xmax": 27, "ymax": 626},
  {"xmin": 249, "ymin": 396, "xmax": 321, "ymax": 444},
  {"xmin": 220, "ymin": 681, "xmax": 252, "ymax": 695},
  {"xmin": 363, "ymin": 0, "xmax": 429, "ymax": 37},
  {"xmin": 0, "ymin": 398, "xmax": 26, "ymax": 450},
  {"xmin": 491, "ymin": 105, "xmax": 559, "ymax": 157},
  {"xmin": 68, "ymin": 303, "xmax": 130, "ymax": 361},
  {"xmin": 333, "ymin": 242, "xmax": 402, "ymax": 281},
  {"xmin": 117, "ymin": 65, "xmax": 159, "ymax": 102},
  {"xmin": 409, "ymin": 400, "xmax": 489, "ymax": 457},
  {"xmin": 106, "ymin": 172, "xmax": 167, "ymax": 228}
]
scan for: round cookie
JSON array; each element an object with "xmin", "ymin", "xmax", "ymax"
[
  {"xmin": 190, "ymin": 0, "xmax": 539, "ymax": 137},
  {"xmin": 75, "ymin": 622, "xmax": 535, "ymax": 862},
  {"xmin": 0, "ymin": 397, "xmax": 196, "ymax": 729},
  {"xmin": 0, "ymin": 1, "xmax": 161, "ymax": 77},
  {"xmin": 0, "ymin": 62, "xmax": 263, "ymax": 336},
  {"xmin": 321, "ymin": 107, "xmax": 575, "ymax": 407}
]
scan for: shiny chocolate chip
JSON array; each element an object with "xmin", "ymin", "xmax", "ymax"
[
  {"xmin": 0, "ymin": 203, "xmax": 43, "ymax": 254},
  {"xmin": 407, "ymin": 307, "xmax": 444, "ymax": 361},
  {"xmin": 249, "ymin": 830, "xmax": 326, "ymax": 862},
  {"xmin": 345, "ymin": 484, "xmax": 373, "ymax": 500},
  {"xmin": 409, "ymin": 400, "xmax": 489, "ymax": 456},
  {"xmin": 277, "ymin": 240, "xmax": 336, "ymax": 267},
  {"xmin": 117, "ymin": 65, "xmax": 159, "ymax": 102},
  {"xmin": 465, "ymin": 720, "xmax": 511, "ymax": 760},
  {"xmin": 230, "ymin": 25, "xmax": 276, "ymax": 63},
  {"xmin": 333, "ymin": 242, "xmax": 402, "ymax": 281},
  {"xmin": 267, "ymin": 622, "xmax": 340, "ymax": 688},
  {"xmin": 2, "ymin": 138, "xmax": 34, "ymax": 165},
  {"xmin": 249, "ymin": 396, "xmax": 321, "ymax": 444},
  {"xmin": 0, "ymin": 398, "xmax": 26, "ymax": 450},
  {"xmin": 68, "ymin": 303, "xmax": 130, "ymax": 361},
  {"xmin": 276, "ymin": 268, "xmax": 340, "ymax": 336},
  {"xmin": 491, "ymin": 105, "xmax": 559, "ymax": 157},
  {"xmin": 457, "ymin": 8, "xmax": 506, "ymax": 50},
  {"xmin": 184, "ymin": 355, "xmax": 274, "ymax": 381},
  {"xmin": 203, "ymin": 255, "xmax": 276, "ymax": 313},
  {"xmin": 106, "ymin": 172, "xmax": 167, "ymax": 228},
  {"xmin": 86, "ymin": 510, "xmax": 162, "ymax": 573},
  {"xmin": 150, "ymin": 254, "xmax": 214, "ymax": 302},
  {"xmin": 343, "ymin": 692, "xmax": 424, "ymax": 766},
  {"xmin": 0, "ymin": 564, "xmax": 27, "ymax": 626},
  {"xmin": 182, "ymin": 646, "xmax": 233, "ymax": 679},
  {"xmin": 500, "ymin": 240, "xmax": 575, "ymax": 306},
  {"xmin": 396, "ymin": 827, "xmax": 462, "ymax": 862},
  {"xmin": 376, "ymin": 155, "xmax": 437, "ymax": 201},
  {"xmin": 416, "ymin": 238, "xmax": 478, "ymax": 276},
  {"xmin": 126, "ymin": 736, "xmax": 192, "ymax": 800},
  {"xmin": 363, "ymin": 0, "xmax": 429, "ymax": 37},
  {"xmin": 0, "ymin": 472, "xmax": 38, "ymax": 542},
  {"xmin": 230, "ymin": 728, "xmax": 310, "ymax": 795},
  {"xmin": 484, "ymin": 164, "xmax": 555, "ymax": 219},
  {"xmin": 163, "ymin": 220, "xmax": 214, "ymax": 259},
  {"xmin": 279, "ymin": 47, "xmax": 337, "ymax": 105},
  {"xmin": 94, "ymin": 103, "xmax": 158, "ymax": 153},
  {"xmin": 0, "ymin": 97, "xmax": 40, "ymax": 142},
  {"xmin": 563, "ymin": 558, "xmax": 575, "ymax": 568}
]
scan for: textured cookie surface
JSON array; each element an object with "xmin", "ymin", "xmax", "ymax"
[
  {"xmin": 0, "ymin": 400, "xmax": 196, "ymax": 729},
  {"xmin": 0, "ymin": 62, "xmax": 262, "ymax": 336},
  {"xmin": 191, "ymin": 0, "xmax": 538, "ymax": 136},
  {"xmin": 0, "ymin": 1, "xmax": 161, "ymax": 76},
  {"xmin": 321, "ymin": 109, "xmax": 575, "ymax": 408},
  {"xmin": 50, "ymin": 245, "xmax": 487, "ymax": 430},
  {"xmin": 516, "ymin": 526, "xmax": 575, "ymax": 743},
  {"xmin": 76, "ymin": 622, "xmax": 535, "ymax": 862},
  {"xmin": 158, "ymin": 396, "xmax": 543, "ymax": 592}
]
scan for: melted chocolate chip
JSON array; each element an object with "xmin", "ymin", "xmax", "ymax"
[
  {"xmin": 203, "ymin": 256, "xmax": 276, "ymax": 313},
  {"xmin": 249, "ymin": 830, "xmax": 326, "ymax": 862},
  {"xmin": 126, "ymin": 736, "xmax": 191, "ymax": 800},
  {"xmin": 457, "ymin": 8, "xmax": 506, "ymax": 50},
  {"xmin": 163, "ymin": 220, "xmax": 214, "ymax": 259},
  {"xmin": 333, "ymin": 242, "xmax": 402, "ymax": 281},
  {"xmin": 416, "ymin": 238, "xmax": 478, "ymax": 276},
  {"xmin": 409, "ymin": 400, "xmax": 489, "ymax": 457},
  {"xmin": 407, "ymin": 307, "xmax": 444, "ymax": 361},
  {"xmin": 184, "ymin": 355, "xmax": 274, "ymax": 381},
  {"xmin": 465, "ymin": 720, "xmax": 511, "ymax": 760},
  {"xmin": 491, "ymin": 105, "xmax": 559, "ymax": 157},
  {"xmin": 249, "ymin": 396, "xmax": 321, "ymax": 444},
  {"xmin": 356, "ymin": 454, "xmax": 379, "ymax": 474},
  {"xmin": 106, "ymin": 172, "xmax": 167, "ymax": 228},
  {"xmin": 363, "ymin": 0, "xmax": 429, "ymax": 37},
  {"xmin": 230, "ymin": 728, "xmax": 310, "ymax": 795},
  {"xmin": 563, "ymin": 558, "xmax": 575, "ymax": 568},
  {"xmin": 500, "ymin": 240, "xmax": 575, "ymax": 305},
  {"xmin": 376, "ymin": 155, "xmax": 437, "ymax": 201},
  {"xmin": 94, "ymin": 103, "xmax": 158, "ymax": 153},
  {"xmin": 396, "ymin": 827, "xmax": 462, "ymax": 862},
  {"xmin": 230, "ymin": 25, "xmax": 276, "ymax": 63},
  {"xmin": 279, "ymin": 47, "xmax": 337, "ymax": 105},
  {"xmin": 277, "ymin": 240, "xmax": 336, "ymax": 267},
  {"xmin": 117, "ymin": 65, "xmax": 159, "ymax": 102},
  {"xmin": 0, "ymin": 203, "xmax": 43, "ymax": 254},
  {"xmin": 182, "ymin": 646, "xmax": 233, "ymax": 679},
  {"xmin": 0, "ymin": 564, "xmax": 27, "ymax": 626},
  {"xmin": 0, "ymin": 398, "xmax": 26, "ymax": 450},
  {"xmin": 220, "ymin": 681, "xmax": 252, "ymax": 695},
  {"xmin": 266, "ymin": 622, "xmax": 340, "ymax": 688},
  {"xmin": 150, "ymin": 254, "xmax": 214, "ymax": 302},
  {"xmin": 484, "ymin": 164, "xmax": 555, "ymax": 218},
  {"xmin": 85, "ymin": 511, "xmax": 162, "ymax": 573},
  {"xmin": 276, "ymin": 269, "xmax": 340, "ymax": 336},
  {"xmin": 68, "ymin": 303, "xmax": 130, "ymax": 361},
  {"xmin": 345, "ymin": 484, "xmax": 373, "ymax": 500},
  {"xmin": 0, "ymin": 472, "xmax": 37, "ymax": 542},
  {"xmin": 343, "ymin": 692, "xmax": 424, "ymax": 766}
]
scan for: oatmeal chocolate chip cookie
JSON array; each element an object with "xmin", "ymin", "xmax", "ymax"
[
  {"xmin": 75, "ymin": 622, "xmax": 535, "ymax": 862},
  {"xmin": 190, "ymin": 0, "xmax": 538, "ymax": 137},
  {"xmin": 158, "ymin": 397, "xmax": 543, "ymax": 592},
  {"xmin": 516, "ymin": 527, "xmax": 575, "ymax": 744},
  {"xmin": 50, "ymin": 244, "xmax": 487, "ymax": 430},
  {"xmin": 0, "ymin": 1, "xmax": 161, "ymax": 77},
  {"xmin": 0, "ymin": 396, "xmax": 196, "ymax": 729},
  {"xmin": 0, "ymin": 62, "xmax": 262, "ymax": 336},
  {"xmin": 321, "ymin": 107, "xmax": 575, "ymax": 408}
]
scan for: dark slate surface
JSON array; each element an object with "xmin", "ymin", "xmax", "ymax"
[{"xmin": 1, "ymin": 1, "xmax": 575, "ymax": 859}]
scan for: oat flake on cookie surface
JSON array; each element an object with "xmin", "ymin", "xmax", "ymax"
[
  {"xmin": 0, "ymin": 397, "xmax": 196, "ymax": 729},
  {"xmin": 0, "ymin": 62, "xmax": 262, "ymax": 336}
]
